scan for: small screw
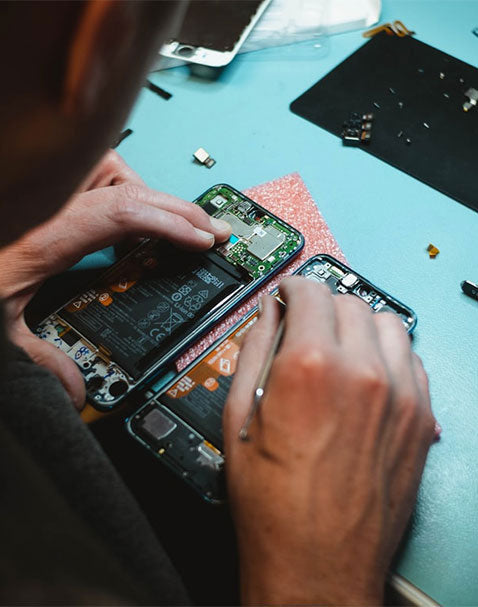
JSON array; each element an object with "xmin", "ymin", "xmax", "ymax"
[
  {"xmin": 459, "ymin": 77, "xmax": 465, "ymax": 84},
  {"xmin": 389, "ymin": 87, "xmax": 396, "ymax": 94},
  {"xmin": 443, "ymin": 92, "xmax": 450, "ymax": 99},
  {"xmin": 398, "ymin": 101, "xmax": 404, "ymax": 109},
  {"xmin": 440, "ymin": 72, "xmax": 445, "ymax": 79},
  {"xmin": 373, "ymin": 101, "xmax": 381, "ymax": 109},
  {"xmin": 406, "ymin": 138, "xmax": 412, "ymax": 145},
  {"xmin": 423, "ymin": 122, "xmax": 430, "ymax": 128},
  {"xmin": 397, "ymin": 130, "xmax": 403, "ymax": 138}
]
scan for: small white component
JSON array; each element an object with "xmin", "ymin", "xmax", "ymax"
[
  {"xmin": 210, "ymin": 194, "xmax": 227, "ymax": 208},
  {"xmin": 463, "ymin": 88, "xmax": 478, "ymax": 112},
  {"xmin": 341, "ymin": 273, "xmax": 358, "ymax": 288},
  {"xmin": 193, "ymin": 147, "xmax": 216, "ymax": 168},
  {"xmin": 337, "ymin": 285, "xmax": 348, "ymax": 294},
  {"xmin": 254, "ymin": 226, "xmax": 267, "ymax": 237}
]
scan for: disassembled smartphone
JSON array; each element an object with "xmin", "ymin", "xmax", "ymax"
[
  {"xmin": 160, "ymin": 0, "xmax": 272, "ymax": 68},
  {"xmin": 127, "ymin": 254, "xmax": 417, "ymax": 503},
  {"xmin": 35, "ymin": 185, "xmax": 304, "ymax": 411}
]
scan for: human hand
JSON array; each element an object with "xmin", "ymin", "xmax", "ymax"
[
  {"xmin": 0, "ymin": 150, "xmax": 231, "ymax": 409},
  {"xmin": 224, "ymin": 277, "xmax": 436, "ymax": 606}
]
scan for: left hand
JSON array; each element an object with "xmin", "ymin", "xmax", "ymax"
[{"xmin": 0, "ymin": 150, "xmax": 231, "ymax": 410}]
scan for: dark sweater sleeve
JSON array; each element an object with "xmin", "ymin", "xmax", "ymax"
[{"xmin": 0, "ymin": 339, "xmax": 190, "ymax": 605}]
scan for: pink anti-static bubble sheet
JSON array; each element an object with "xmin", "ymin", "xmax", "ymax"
[{"xmin": 176, "ymin": 173, "xmax": 346, "ymax": 371}]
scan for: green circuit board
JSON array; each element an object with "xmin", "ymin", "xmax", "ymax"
[{"xmin": 195, "ymin": 185, "xmax": 302, "ymax": 280}]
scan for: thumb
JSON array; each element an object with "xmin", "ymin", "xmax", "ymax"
[
  {"xmin": 223, "ymin": 295, "xmax": 281, "ymax": 447},
  {"xmin": 14, "ymin": 329, "xmax": 86, "ymax": 411}
]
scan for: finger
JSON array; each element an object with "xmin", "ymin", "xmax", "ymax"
[
  {"xmin": 115, "ymin": 184, "xmax": 232, "ymax": 243},
  {"xmin": 412, "ymin": 353, "xmax": 441, "ymax": 440},
  {"xmin": 278, "ymin": 276, "xmax": 338, "ymax": 353},
  {"xmin": 14, "ymin": 330, "xmax": 86, "ymax": 411},
  {"xmin": 33, "ymin": 194, "xmax": 230, "ymax": 277},
  {"xmin": 224, "ymin": 296, "xmax": 281, "ymax": 446},
  {"xmin": 334, "ymin": 293, "xmax": 381, "ymax": 360},
  {"xmin": 373, "ymin": 312, "xmax": 416, "ymax": 391},
  {"xmin": 374, "ymin": 313, "xmax": 434, "ymax": 451}
]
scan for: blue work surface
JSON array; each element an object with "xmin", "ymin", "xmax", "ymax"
[{"xmin": 112, "ymin": 2, "xmax": 478, "ymax": 604}]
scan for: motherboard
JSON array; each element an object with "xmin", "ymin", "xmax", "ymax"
[{"xmin": 198, "ymin": 185, "xmax": 302, "ymax": 279}]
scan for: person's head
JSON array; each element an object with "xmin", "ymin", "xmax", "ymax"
[{"xmin": 0, "ymin": 0, "xmax": 185, "ymax": 246}]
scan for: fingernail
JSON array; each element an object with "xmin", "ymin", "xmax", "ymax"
[
  {"xmin": 210, "ymin": 217, "xmax": 232, "ymax": 232},
  {"xmin": 258, "ymin": 297, "xmax": 263, "ymax": 316},
  {"xmin": 434, "ymin": 421, "xmax": 442, "ymax": 440},
  {"xmin": 194, "ymin": 228, "xmax": 215, "ymax": 243}
]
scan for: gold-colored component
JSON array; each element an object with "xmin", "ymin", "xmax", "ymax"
[
  {"xmin": 427, "ymin": 244, "xmax": 440, "ymax": 258},
  {"xmin": 158, "ymin": 448, "xmax": 166, "ymax": 455},
  {"xmin": 363, "ymin": 20, "xmax": 415, "ymax": 38},
  {"xmin": 98, "ymin": 345, "xmax": 112, "ymax": 360},
  {"xmin": 203, "ymin": 441, "xmax": 222, "ymax": 456}
]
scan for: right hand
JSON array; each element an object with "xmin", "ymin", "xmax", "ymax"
[{"xmin": 224, "ymin": 277, "xmax": 436, "ymax": 606}]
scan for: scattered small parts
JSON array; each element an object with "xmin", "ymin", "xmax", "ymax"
[
  {"xmin": 193, "ymin": 147, "xmax": 216, "ymax": 168},
  {"xmin": 461, "ymin": 280, "xmax": 478, "ymax": 301},
  {"xmin": 427, "ymin": 244, "xmax": 440, "ymax": 258},
  {"xmin": 463, "ymin": 88, "xmax": 478, "ymax": 112},
  {"xmin": 341, "ymin": 112, "xmax": 373, "ymax": 146},
  {"xmin": 113, "ymin": 128, "xmax": 133, "ymax": 148}
]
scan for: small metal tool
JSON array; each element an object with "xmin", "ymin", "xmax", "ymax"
[
  {"xmin": 461, "ymin": 280, "xmax": 478, "ymax": 301},
  {"xmin": 239, "ymin": 318, "xmax": 285, "ymax": 441}
]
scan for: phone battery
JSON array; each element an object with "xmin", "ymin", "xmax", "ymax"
[
  {"xmin": 59, "ymin": 246, "xmax": 241, "ymax": 380},
  {"xmin": 158, "ymin": 312, "xmax": 258, "ymax": 448}
]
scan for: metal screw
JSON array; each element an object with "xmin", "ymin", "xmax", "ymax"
[
  {"xmin": 459, "ymin": 77, "xmax": 465, "ymax": 84},
  {"xmin": 423, "ymin": 122, "xmax": 430, "ymax": 128},
  {"xmin": 397, "ymin": 131, "xmax": 403, "ymax": 138},
  {"xmin": 373, "ymin": 101, "xmax": 381, "ymax": 109},
  {"xmin": 389, "ymin": 87, "xmax": 396, "ymax": 94},
  {"xmin": 406, "ymin": 138, "xmax": 412, "ymax": 145},
  {"xmin": 443, "ymin": 92, "xmax": 450, "ymax": 99},
  {"xmin": 440, "ymin": 72, "xmax": 445, "ymax": 79},
  {"xmin": 398, "ymin": 101, "xmax": 404, "ymax": 109}
]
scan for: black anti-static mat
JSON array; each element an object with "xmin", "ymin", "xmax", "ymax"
[{"xmin": 290, "ymin": 33, "xmax": 478, "ymax": 212}]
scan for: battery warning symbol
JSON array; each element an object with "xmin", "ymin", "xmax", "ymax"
[
  {"xmin": 204, "ymin": 377, "xmax": 219, "ymax": 391},
  {"xmin": 99, "ymin": 292, "xmax": 113, "ymax": 306},
  {"xmin": 219, "ymin": 358, "xmax": 231, "ymax": 374}
]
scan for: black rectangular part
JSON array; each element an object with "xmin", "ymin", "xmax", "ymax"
[
  {"xmin": 62, "ymin": 329, "xmax": 81, "ymax": 347},
  {"xmin": 159, "ymin": 373, "xmax": 233, "ymax": 449},
  {"xmin": 290, "ymin": 33, "xmax": 478, "ymax": 213},
  {"xmin": 145, "ymin": 80, "xmax": 172, "ymax": 100}
]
